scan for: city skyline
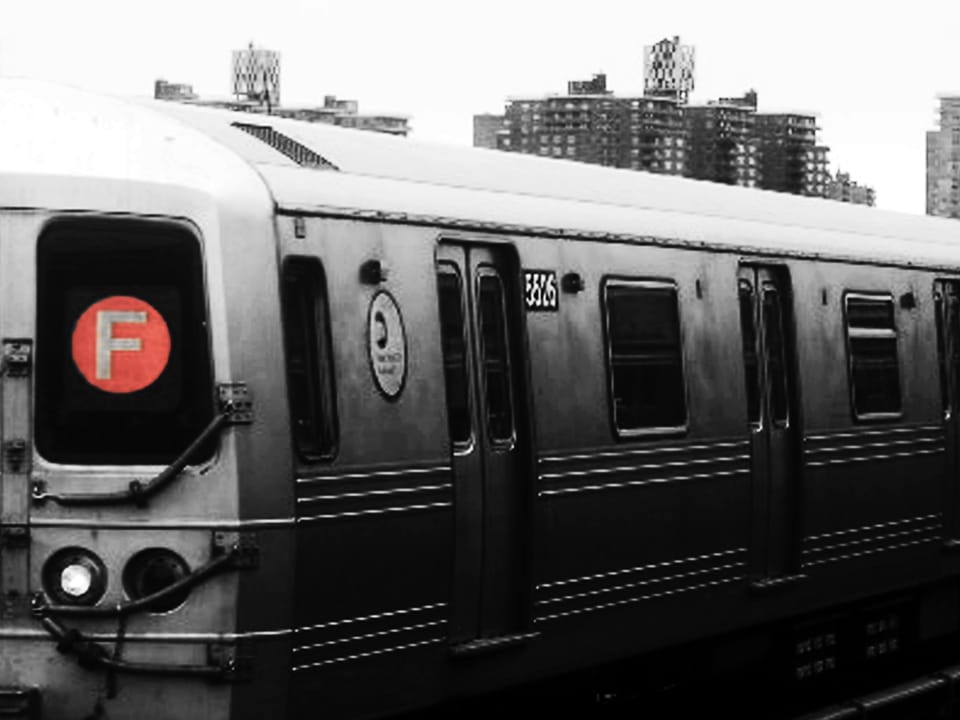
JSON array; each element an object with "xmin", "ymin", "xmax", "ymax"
[{"xmin": 1, "ymin": 0, "xmax": 958, "ymax": 216}]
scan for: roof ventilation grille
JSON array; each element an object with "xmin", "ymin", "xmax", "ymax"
[{"xmin": 232, "ymin": 122, "xmax": 339, "ymax": 171}]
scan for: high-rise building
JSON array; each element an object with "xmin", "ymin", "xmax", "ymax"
[
  {"xmin": 927, "ymin": 95, "xmax": 960, "ymax": 219},
  {"xmin": 473, "ymin": 114, "xmax": 505, "ymax": 149},
  {"xmin": 755, "ymin": 113, "xmax": 829, "ymax": 197},
  {"xmin": 623, "ymin": 95, "xmax": 686, "ymax": 173},
  {"xmin": 482, "ymin": 37, "xmax": 874, "ymax": 202},
  {"xmin": 685, "ymin": 102, "xmax": 758, "ymax": 187},
  {"xmin": 644, "ymin": 36, "xmax": 695, "ymax": 104},
  {"xmin": 232, "ymin": 43, "xmax": 281, "ymax": 107},
  {"xmin": 496, "ymin": 76, "xmax": 685, "ymax": 174},
  {"xmin": 827, "ymin": 170, "xmax": 876, "ymax": 206}
]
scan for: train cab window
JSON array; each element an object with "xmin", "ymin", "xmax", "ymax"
[
  {"xmin": 844, "ymin": 294, "xmax": 902, "ymax": 419},
  {"xmin": 603, "ymin": 280, "xmax": 687, "ymax": 435},
  {"xmin": 281, "ymin": 257, "xmax": 338, "ymax": 461},
  {"xmin": 36, "ymin": 221, "xmax": 214, "ymax": 464},
  {"xmin": 437, "ymin": 266, "xmax": 472, "ymax": 447}
]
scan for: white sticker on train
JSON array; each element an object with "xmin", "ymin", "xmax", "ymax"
[{"xmin": 368, "ymin": 291, "xmax": 407, "ymax": 400}]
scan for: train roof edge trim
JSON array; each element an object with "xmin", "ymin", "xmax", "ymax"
[{"xmin": 258, "ymin": 165, "xmax": 960, "ymax": 270}]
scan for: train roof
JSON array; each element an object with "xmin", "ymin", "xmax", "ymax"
[{"xmin": 2, "ymin": 78, "xmax": 959, "ymax": 269}]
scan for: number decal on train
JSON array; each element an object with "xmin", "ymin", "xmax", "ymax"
[
  {"xmin": 368, "ymin": 291, "xmax": 407, "ymax": 400},
  {"xmin": 71, "ymin": 295, "xmax": 171, "ymax": 393},
  {"xmin": 524, "ymin": 270, "xmax": 558, "ymax": 311}
]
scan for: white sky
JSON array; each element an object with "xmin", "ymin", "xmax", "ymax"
[{"xmin": 2, "ymin": 0, "xmax": 958, "ymax": 215}]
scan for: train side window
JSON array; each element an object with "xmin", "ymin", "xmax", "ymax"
[
  {"xmin": 281, "ymin": 257, "xmax": 338, "ymax": 461},
  {"xmin": 603, "ymin": 280, "xmax": 687, "ymax": 435},
  {"xmin": 844, "ymin": 294, "xmax": 901, "ymax": 420},
  {"xmin": 436, "ymin": 265, "xmax": 472, "ymax": 447}
]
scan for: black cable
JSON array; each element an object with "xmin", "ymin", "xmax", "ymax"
[{"xmin": 32, "ymin": 412, "xmax": 228, "ymax": 508}]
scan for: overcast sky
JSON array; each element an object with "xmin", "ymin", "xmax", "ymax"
[{"xmin": 2, "ymin": 1, "xmax": 958, "ymax": 215}]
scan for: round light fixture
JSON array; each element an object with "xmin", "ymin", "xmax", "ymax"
[
  {"xmin": 42, "ymin": 548, "xmax": 107, "ymax": 606},
  {"xmin": 123, "ymin": 548, "xmax": 191, "ymax": 613}
]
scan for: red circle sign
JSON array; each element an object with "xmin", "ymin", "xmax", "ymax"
[{"xmin": 71, "ymin": 296, "xmax": 171, "ymax": 394}]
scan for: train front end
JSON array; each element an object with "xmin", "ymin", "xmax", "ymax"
[{"xmin": 0, "ymin": 80, "xmax": 294, "ymax": 719}]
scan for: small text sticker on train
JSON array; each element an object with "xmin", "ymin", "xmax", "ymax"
[
  {"xmin": 368, "ymin": 291, "xmax": 407, "ymax": 400},
  {"xmin": 71, "ymin": 296, "xmax": 171, "ymax": 394},
  {"xmin": 524, "ymin": 270, "xmax": 559, "ymax": 311}
]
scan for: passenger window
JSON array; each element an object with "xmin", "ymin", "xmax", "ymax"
[
  {"xmin": 281, "ymin": 257, "xmax": 338, "ymax": 460},
  {"xmin": 603, "ymin": 280, "xmax": 687, "ymax": 434},
  {"xmin": 844, "ymin": 294, "xmax": 901, "ymax": 419},
  {"xmin": 437, "ymin": 266, "xmax": 472, "ymax": 446}
]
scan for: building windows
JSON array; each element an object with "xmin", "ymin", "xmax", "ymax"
[
  {"xmin": 603, "ymin": 279, "xmax": 687, "ymax": 435},
  {"xmin": 844, "ymin": 294, "xmax": 901, "ymax": 419}
]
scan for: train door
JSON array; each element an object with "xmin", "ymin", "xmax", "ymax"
[
  {"xmin": 738, "ymin": 265, "xmax": 802, "ymax": 586},
  {"xmin": 935, "ymin": 280, "xmax": 960, "ymax": 542},
  {"xmin": 435, "ymin": 242, "xmax": 532, "ymax": 650}
]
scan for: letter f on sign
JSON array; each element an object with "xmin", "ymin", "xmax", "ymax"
[
  {"xmin": 96, "ymin": 311, "xmax": 147, "ymax": 380},
  {"xmin": 73, "ymin": 296, "xmax": 171, "ymax": 394}
]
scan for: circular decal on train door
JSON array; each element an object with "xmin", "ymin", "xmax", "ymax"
[
  {"xmin": 71, "ymin": 296, "xmax": 171, "ymax": 394},
  {"xmin": 368, "ymin": 291, "xmax": 407, "ymax": 400}
]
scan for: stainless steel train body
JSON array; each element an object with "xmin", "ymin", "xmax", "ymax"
[{"xmin": 2, "ymin": 79, "xmax": 960, "ymax": 718}]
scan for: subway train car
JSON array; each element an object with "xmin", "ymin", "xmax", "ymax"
[{"xmin": 2, "ymin": 79, "xmax": 960, "ymax": 718}]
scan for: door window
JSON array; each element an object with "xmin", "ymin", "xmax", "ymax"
[
  {"xmin": 738, "ymin": 279, "xmax": 761, "ymax": 424},
  {"xmin": 437, "ymin": 266, "xmax": 472, "ymax": 447},
  {"xmin": 477, "ymin": 270, "xmax": 515, "ymax": 445}
]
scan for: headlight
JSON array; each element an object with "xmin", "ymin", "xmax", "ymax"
[
  {"xmin": 123, "ymin": 548, "xmax": 191, "ymax": 613},
  {"xmin": 42, "ymin": 548, "xmax": 107, "ymax": 606}
]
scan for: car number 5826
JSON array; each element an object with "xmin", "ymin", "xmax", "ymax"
[{"xmin": 524, "ymin": 270, "xmax": 558, "ymax": 311}]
